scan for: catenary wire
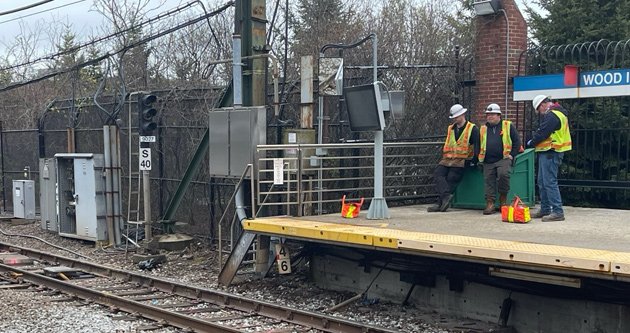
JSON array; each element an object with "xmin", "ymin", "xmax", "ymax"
[
  {"xmin": 0, "ymin": 1, "xmax": 235, "ymax": 93},
  {"xmin": 0, "ymin": 0, "xmax": 201, "ymax": 72},
  {"xmin": 0, "ymin": 0, "xmax": 85, "ymax": 24},
  {"xmin": 0, "ymin": 0, "xmax": 55, "ymax": 16}
]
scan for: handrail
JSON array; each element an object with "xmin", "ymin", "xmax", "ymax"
[
  {"xmin": 257, "ymin": 141, "xmax": 443, "ymax": 149},
  {"xmin": 218, "ymin": 164, "xmax": 252, "ymax": 268},
  {"xmin": 256, "ymin": 142, "xmax": 442, "ymax": 217}
]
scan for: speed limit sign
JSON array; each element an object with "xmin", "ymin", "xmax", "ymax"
[{"xmin": 139, "ymin": 148, "xmax": 151, "ymax": 170}]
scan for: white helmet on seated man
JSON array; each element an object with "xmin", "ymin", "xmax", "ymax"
[
  {"xmin": 485, "ymin": 103, "xmax": 501, "ymax": 114},
  {"xmin": 449, "ymin": 104, "xmax": 468, "ymax": 119}
]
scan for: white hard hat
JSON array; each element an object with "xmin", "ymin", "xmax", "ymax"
[
  {"xmin": 449, "ymin": 104, "xmax": 467, "ymax": 119},
  {"xmin": 485, "ymin": 103, "xmax": 501, "ymax": 114},
  {"xmin": 532, "ymin": 95, "xmax": 550, "ymax": 110}
]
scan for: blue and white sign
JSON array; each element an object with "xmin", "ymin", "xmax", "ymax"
[{"xmin": 514, "ymin": 68, "xmax": 630, "ymax": 101}]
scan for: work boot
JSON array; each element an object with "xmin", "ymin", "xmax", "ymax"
[
  {"xmin": 483, "ymin": 200, "xmax": 495, "ymax": 215},
  {"xmin": 439, "ymin": 194, "xmax": 453, "ymax": 212},
  {"xmin": 427, "ymin": 203, "xmax": 441, "ymax": 212},
  {"xmin": 531, "ymin": 210, "xmax": 550, "ymax": 219},
  {"xmin": 542, "ymin": 213, "xmax": 565, "ymax": 222},
  {"xmin": 499, "ymin": 193, "xmax": 508, "ymax": 207}
]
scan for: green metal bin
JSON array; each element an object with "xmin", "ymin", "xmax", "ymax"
[{"xmin": 452, "ymin": 148, "xmax": 535, "ymax": 209}]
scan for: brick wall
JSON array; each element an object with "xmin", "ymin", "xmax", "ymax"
[{"xmin": 473, "ymin": 0, "xmax": 527, "ymax": 128}]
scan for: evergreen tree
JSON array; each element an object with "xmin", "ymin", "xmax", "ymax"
[
  {"xmin": 55, "ymin": 29, "xmax": 85, "ymax": 70},
  {"xmin": 292, "ymin": 0, "xmax": 363, "ymax": 57},
  {"xmin": 527, "ymin": 0, "xmax": 630, "ymax": 45},
  {"xmin": 83, "ymin": 44, "xmax": 103, "ymax": 87}
]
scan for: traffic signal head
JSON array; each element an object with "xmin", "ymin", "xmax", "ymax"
[{"xmin": 138, "ymin": 93, "xmax": 158, "ymax": 135}]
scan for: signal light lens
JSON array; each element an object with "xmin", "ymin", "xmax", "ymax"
[
  {"xmin": 143, "ymin": 108, "xmax": 157, "ymax": 119},
  {"xmin": 142, "ymin": 122, "xmax": 158, "ymax": 132},
  {"xmin": 142, "ymin": 94, "xmax": 157, "ymax": 106}
]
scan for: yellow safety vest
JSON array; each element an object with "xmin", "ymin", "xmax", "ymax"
[
  {"xmin": 443, "ymin": 121, "xmax": 476, "ymax": 159},
  {"xmin": 535, "ymin": 110, "xmax": 572, "ymax": 152},
  {"xmin": 479, "ymin": 120, "xmax": 513, "ymax": 163}
]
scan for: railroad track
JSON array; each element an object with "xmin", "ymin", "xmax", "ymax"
[{"xmin": 0, "ymin": 242, "xmax": 397, "ymax": 333}]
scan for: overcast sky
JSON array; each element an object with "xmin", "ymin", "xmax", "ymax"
[
  {"xmin": 0, "ymin": 0, "xmax": 194, "ymax": 56},
  {"xmin": 0, "ymin": 0, "xmax": 106, "ymax": 51},
  {"xmin": 0, "ymin": 0, "xmax": 542, "ymax": 62},
  {"xmin": 0, "ymin": 1, "xmax": 99, "ymax": 38}
]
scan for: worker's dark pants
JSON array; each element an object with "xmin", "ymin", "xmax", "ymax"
[
  {"xmin": 433, "ymin": 165, "xmax": 465, "ymax": 203},
  {"xmin": 483, "ymin": 158, "xmax": 512, "ymax": 201}
]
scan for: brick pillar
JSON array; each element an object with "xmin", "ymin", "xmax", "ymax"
[{"xmin": 473, "ymin": 0, "xmax": 527, "ymax": 126}]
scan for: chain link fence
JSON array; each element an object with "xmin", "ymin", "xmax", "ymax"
[{"xmin": 1, "ymin": 54, "xmax": 473, "ymax": 241}]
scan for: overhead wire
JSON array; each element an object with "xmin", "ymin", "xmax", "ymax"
[
  {"xmin": 266, "ymin": 0, "xmax": 281, "ymax": 45},
  {"xmin": 0, "ymin": 0, "xmax": 202, "ymax": 72},
  {"xmin": 0, "ymin": 0, "xmax": 86, "ymax": 25},
  {"xmin": 0, "ymin": 1, "xmax": 235, "ymax": 93},
  {"xmin": 194, "ymin": 0, "xmax": 225, "ymax": 54},
  {"xmin": 93, "ymin": 1, "xmax": 232, "ymax": 122},
  {"xmin": 0, "ymin": 0, "xmax": 55, "ymax": 16}
]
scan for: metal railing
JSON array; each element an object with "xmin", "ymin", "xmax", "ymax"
[{"xmin": 256, "ymin": 142, "xmax": 442, "ymax": 217}]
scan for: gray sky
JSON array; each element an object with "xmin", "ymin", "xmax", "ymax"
[
  {"xmin": 0, "ymin": 0, "xmax": 542, "ymax": 63},
  {"xmin": 0, "ymin": 0, "xmax": 193, "ymax": 57},
  {"xmin": 0, "ymin": 1, "xmax": 104, "ymax": 48}
]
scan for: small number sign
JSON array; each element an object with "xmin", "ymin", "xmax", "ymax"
[
  {"xmin": 140, "ymin": 148, "xmax": 151, "ymax": 171},
  {"xmin": 275, "ymin": 243, "xmax": 291, "ymax": 274}
]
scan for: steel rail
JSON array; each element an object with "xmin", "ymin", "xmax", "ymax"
[
  {"xmin": 0, "ymin": 263, "xmax": 241, "ymax": 333},
  {"xmin": 0, "ymin": 242, "xmax": 397, "ymax": 333}
]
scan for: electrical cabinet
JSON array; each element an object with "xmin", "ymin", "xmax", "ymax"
[
  {"xmin": 55, "ymin": 153, "xmax": 107, "ymax": 242},
  {"xmin": 209, "ymin": 106, "xmax": 266, "ymax": 177},
  {"xmin": 39, "ymin": 158, "xmax": 57, "ymax": 231},
  {"xmin": 13, "ymin": 180, "xmax": 35, "ymax": 219}
]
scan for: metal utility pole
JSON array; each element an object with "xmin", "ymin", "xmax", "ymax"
[
  {"xmin": 137, "ymin": 93, "xmax": 158, "ymax": 241},
  {"xmin": 235, "ymin": 0, "xmax": 269, "ymax": 274},
  {"xmin": 366, "ymin": 34, "xmax": 390, "ymax": 220},
  {"xmin": 143, "ymin": 170, "xmax": 151, "ymax": 239}
]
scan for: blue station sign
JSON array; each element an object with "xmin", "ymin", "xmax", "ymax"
[{"xmin": 513, "ymin": 68, "xmax": 630, "ymax": 101}]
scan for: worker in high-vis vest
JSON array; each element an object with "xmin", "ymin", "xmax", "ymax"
[
  {"xmin": 527, "ymin": 95, "xmax": 572, "ymax": 222},
  {"xmin": 479, "ymin": 103, "xmax": 521, "ymax": 215},
  {"xmin": 427, "ymin": 104, "xmax": 480, "ymax": 212}
]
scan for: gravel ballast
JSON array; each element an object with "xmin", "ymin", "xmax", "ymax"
[{"xmin": 0, "ymin": 220, "xmax": 501, "ymax": 332}]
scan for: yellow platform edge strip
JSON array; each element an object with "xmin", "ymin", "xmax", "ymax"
[{"xmin": 244, "ymin": 217, "xmax": 630, "ymax": 276}]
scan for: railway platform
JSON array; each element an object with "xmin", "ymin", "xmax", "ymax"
[
  {"xmin": 241, "ymin": 205, "xmax": 630, "ymax": 332},
  {"xmin": 244, "ymin": 205, "xmax": 630, "ymax": 280}
]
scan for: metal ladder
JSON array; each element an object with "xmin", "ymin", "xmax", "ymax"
[{"xmin": 125, "ymin": 123, "xmax": 144, "ymax": 249}]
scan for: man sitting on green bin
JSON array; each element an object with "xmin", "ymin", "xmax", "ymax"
[
  {"xmin": 427, "ymin": 104, "xmax": 480, "ymax": 212},
  {"xmin": 479, "ymin": 103, "xmax": 521, "ymax": 215}
]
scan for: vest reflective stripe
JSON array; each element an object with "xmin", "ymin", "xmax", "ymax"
[
  {"xmin": 479, "ymin": 120, "xmax": 513, "ymax": 163},
  {"xmin": 535, "ymin": 110, "xmax": 572, "ymax": 152},
  {"xmin": 443, "ymin": 122, "xmax": 475, "ymax": 159}
]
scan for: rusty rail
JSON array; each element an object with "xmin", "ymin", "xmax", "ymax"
[{"xmin": 0, "ymin": 242, "xmax": 397, "ymax": 333}]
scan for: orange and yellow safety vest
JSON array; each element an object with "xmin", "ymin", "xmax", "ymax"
[
  {"xmin": 442, "ymin": 121, "xmax": 476, "ymax": 159},
  {"xmin": 535, "ymin": 110, "xmax": 572, "ymax": 153}
]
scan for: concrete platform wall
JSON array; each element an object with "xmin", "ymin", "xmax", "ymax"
[{"xmin": 311, "ymin": 250, "xmax": 630, "ymax": 332}]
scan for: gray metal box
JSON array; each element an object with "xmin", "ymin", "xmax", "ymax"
[
  {"xmin": 39, "ymin": 158, "xmax": 58, "ymax": 231},
  {"xmin": 209, "ymin": 106, "xmax": 266, "ymax": 177},
  {"xmin": 12, "ymin": 180, "xmax": 35, "ymax": 219},
  {"xmin": 282, "ymin": 129, "xmax": 316, "ymax": 173},
  {"xmin": 55, "ymin": 153, "xmax": 107, "ymax": 242}
]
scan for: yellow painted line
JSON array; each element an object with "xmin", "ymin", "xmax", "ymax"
[{"xmin": 245, "ymin": 216, "xmax": 630, "ymax": 276}]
